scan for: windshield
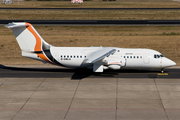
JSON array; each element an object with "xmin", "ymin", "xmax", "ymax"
[
  {"xmin": 160, "ymin": 54, "xmax": 164, "ymax": 57},
  {"xmin": 154, "ymin": 54, "xmax": 164, "ymax": 58}
]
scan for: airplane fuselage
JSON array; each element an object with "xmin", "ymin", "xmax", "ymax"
[{"xmin": 48, "ymin": 47, "xmax": 175, "ymax": 71}]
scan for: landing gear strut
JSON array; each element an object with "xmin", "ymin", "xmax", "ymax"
[{"xmin": 161, "ymin": 69, "xmax": 164, "ymax": 73}]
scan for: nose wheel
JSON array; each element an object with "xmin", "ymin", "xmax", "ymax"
[{"xmin": 161, "ymin": 69, "xmax": 164, "ymax": 73}]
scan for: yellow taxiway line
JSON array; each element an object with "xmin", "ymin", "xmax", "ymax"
[{"xmin": 158, "ymin": 73, "xmax": 168, "ymax": 75}]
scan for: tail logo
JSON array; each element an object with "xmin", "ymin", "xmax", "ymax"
[{"xmin": 25, "ymin": 23, "xmax": 53, "ymax": 64}]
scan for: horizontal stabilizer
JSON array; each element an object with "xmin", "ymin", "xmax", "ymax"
[
  {"xmin": 85, "ymin": 48, "xmax": 116, "ymax": 63},
  {"xmin": 5, "ymin": 22, "xmax": 29, "ymax": 28}
]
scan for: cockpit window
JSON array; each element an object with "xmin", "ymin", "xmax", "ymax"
[
  {"xmin": 154, "ymin": 54, "xmax": 164, "ymax": 58},
  {"xmin": 160, "ymin": 54, "xmax": 164, "ymax": 57},
  {"xmin": 154, "ymin": 55, "xmax": 157, "ymax": 58}
]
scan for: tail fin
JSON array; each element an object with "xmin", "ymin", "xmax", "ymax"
[{"xmin": 5, "ymin": 22, "xmax": 53, "ymax": 63}]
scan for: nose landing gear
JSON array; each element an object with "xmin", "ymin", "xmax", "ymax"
[
  {"xmin": 161, "ymin": 68, "xmax": 164, "ymax": 73},
  {"xmin": 158, "ymin": 68, "xmax": 168, "ymax": 75}
]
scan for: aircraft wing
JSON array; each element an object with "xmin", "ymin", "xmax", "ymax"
[{"xmin": 84, "ymin": 48, "xmax": 116, "ymax": 63}]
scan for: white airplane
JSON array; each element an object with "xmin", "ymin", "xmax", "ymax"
[{"xmin": 5, "ymin": 22, "xmax": 176, "ymax": 73}]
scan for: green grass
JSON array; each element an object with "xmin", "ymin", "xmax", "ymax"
[
  {"xmin": 0, "ymin": 1, "xmax": 180, "ymax": 8},
  {"xmin": 162, "ymin": 32, "xmax": 180, "ymax": 35},
  {"xmin": 159, "ymin": 27, "xmax": 178, "ymax": 30},
  {"xmin": 1, "ymin": 10, "xmax": 180, "ymax": 20}
]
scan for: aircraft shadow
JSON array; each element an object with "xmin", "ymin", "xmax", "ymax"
[
  {"xmin": 0, "ymin": 64, "xmax": 93, "ymax": 79},
  {"xmin": 0, "ymin": 64, "xmax": 76, "ymax": 72},
  {"xmin": 0, "ymin": 64, "xmax": 115, "ymax": 79},
  {"xmin": 0, "ymin": 64, "xmax": 172, "ymax": 79}
]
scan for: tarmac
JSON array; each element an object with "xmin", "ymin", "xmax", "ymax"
[{"xmin": 0, "ymin": 65, "xmax": 180, "ymax": 120}]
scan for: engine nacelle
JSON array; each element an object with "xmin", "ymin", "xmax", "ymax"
[
  {"xmin": 108, "ymin": 64, "xmax": 121, "ymax": 70},
  {"xmin": 103, "ymin": 58, "xmax": 126, "ymax": 70}
]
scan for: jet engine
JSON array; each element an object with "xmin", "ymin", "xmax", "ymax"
[
  {"xmin": 103, "ymin": 59, "xmax": 126, "ymax": 70},
  {"xmin": 108, "ymin": 64, "xmax": 121, "ymax": 70}
]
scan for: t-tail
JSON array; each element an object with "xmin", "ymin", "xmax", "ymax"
[{"xmin": 5, "ymin": 22, "xmax": 55, "ymax": 64}]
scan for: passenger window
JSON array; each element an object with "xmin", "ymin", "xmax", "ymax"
[
  {"xmin": 130, "ymin": 56, "xmax": 132, "ymax": 58},
  {"xmin": 124, "ymin": 56, "xmax": 126, "ymax": 58},
  {"xmin": 140, "ymin": 56, "xmax": 142, "ymax": 59},
  {"xmin": 70, "ymin": 56, "xmax": 72, "ymax": 58},
  {"xmin": 64, "ymin": 55, "xmax": 66, "ymax": 58},
  {"xmin": 77, "ymin": 56, "xmax": 79, "ymax": 58},
  {"xmin": 137, "ymin": 56, "xmax": 139, "ymax": 58},
  {"xmin": 80, "ymin": 56, "xmax": 82, "ymax": 58},
  {"xmin": 61, "ymin": 55, "xmax": 62, "ymax": 58},
  {"xmin": 74, "ymin": 56, "xmax": 76, "ymax": 58},
  {"xmin": 127, "ymin": 56, "xmax": 129, "ymax": 58},
  {"xmin": 85, "ymin": 56, "xmax": 86, "ymax": 58},
  {"xmin": 67, "ymin": 55, "xmax": 69, "ymax": 58}
]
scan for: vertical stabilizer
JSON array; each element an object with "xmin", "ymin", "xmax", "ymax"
[
  {"xmin": 5, "ymin": 22, "xmax": 49, "ymax": 52},
  {"xmin": 5, "ymin": 22, "xmax": 53, "ymax": 64}
]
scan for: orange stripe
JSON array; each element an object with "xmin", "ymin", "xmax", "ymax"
[
  {"xmin": 25, "ymin": 23, "xmax": 42, "ymax": 52},
  {"xmin": 109, "ymin": 62, "xmax": 121, "ymax": 65},
  {"xmin": 25, "ymin": 23, "xmax": 52, "ymax": 63},
  {"xmin": 37, "ymin": 54, "xmax": 52, "ymax": 63}
]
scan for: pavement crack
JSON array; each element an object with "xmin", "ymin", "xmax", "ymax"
[
  {"xmin": 11, "ymin": 78, "xmax": 45, "ymax": 120},
  {"xmin": 64, "ymin": 80, "xmax": 81, "ymax": 119},
  {"xmin": 0, "ymin": 78, "xmax": 7, "ymax": 87},
  {"xmin": 154, "ymin": 78, "xmax": 169, "ymax": 120},
  {"xmin": 115, "ymin": 78, "xmax": 118, "ymax": 120}
]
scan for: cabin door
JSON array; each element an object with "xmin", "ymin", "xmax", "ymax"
[{"xmin": 143, "ymin": 53, "xmax": 150, "ymax": 64}]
